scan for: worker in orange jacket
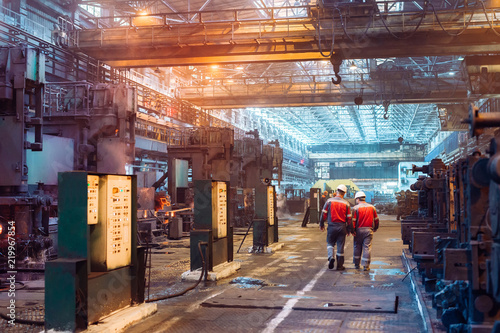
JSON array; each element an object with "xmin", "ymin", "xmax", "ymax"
[
  {"xmin": 352, "ymin": 191, "xmax": 379, "ymax": 271},
  {"xmin": 320, "ymin": 184, "xmax": 352, "ymax": 271}
]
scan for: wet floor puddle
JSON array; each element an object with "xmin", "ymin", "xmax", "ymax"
[
  {"xmin": 230, "ymin": 277, "xmax": 287, "ymax": 289},
  {"xmin": 282, "ymin": 294, "xmax": 316, "ymax": 299},
  {"xmin": 369, "ymin": 269, "xmax": 405, "ymax": 281}
]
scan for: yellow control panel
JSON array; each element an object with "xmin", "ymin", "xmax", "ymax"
[
  {"xmin": 268, "ymin": 186, "xmax": 275, "ymax": 226},
  {"xmin": 212, "ymin": 181, "xmax": 227, "ymax": 239},
  {"xmin": 100, "ymin": 175, "xmax": 132, "ymax": 270},
  {"xmin": 87, "ymin": 175, "xmax": 99, "ymax": 225}
]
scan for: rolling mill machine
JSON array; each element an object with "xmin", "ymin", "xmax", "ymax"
[
  {"xmin": 0, "ymin": 47, "xmax": 55, "ymax": 267},
  {"xmin": 401, "ymin": 105, "xmax": 500, "ymax": 332}
]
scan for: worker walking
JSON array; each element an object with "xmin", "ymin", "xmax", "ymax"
[
  {"xmin": 352, "ymin": 191, "xmax": 379, "ymax": 271},
  {"xmin": 319, "ymin": 190, "xmax": 329, "ymax": 211},
  {"xmin": 320, "ymin": 184, "xmax": 352, "ymax": 271}
]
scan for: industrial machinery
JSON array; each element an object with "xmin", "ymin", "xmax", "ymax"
[
  {"xmin": 45, "ymin": 172, "xmax": 144, "ymax": 331},
  {"xmin": 190, "ymin": 180, "xmax": 232, "ymax": 272},
  {"xmin": 253, "ymin": 183, "xmax": 278, "ymax": 252},
  {"xmin": 400, "ymin": 159, "xmax": 448, "ymax": 248},
  {"xmin": 285, "ymin": 188, "xmax": 307, "ymax": 214},
  {"xmin": 166, "ymin": 127, "xmax": 234, "ymax": 205},
  {"xmin": 230, "ymin": 130, "xmax": 282, "ymax": 227},
  {"xmin": 401, "ymin": 105, "xmax": 500, "ymax": 331},
  {"xmin": 0, "ymin": 46, "xmax": 56, "ymax": 266},
  {"xmin": 44, "ymin": 81, "xmax": 137, "ymax": 174},
  {"xmin": 394, "ymin": 190, "xmax": 418, "ymax": 220}
]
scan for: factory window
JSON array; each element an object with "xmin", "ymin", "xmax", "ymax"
[
  {"xmin": 315, "ymin": 162, "xmax": 330, "ymax": 179},
  {"xmin": 364, "ymin": 161, "xmax": 382, "ymax": 167},
  {"xmin": 334, "ymin": 161, "xmax": 356, "ymax": 168},
  {"xmin": 79, "ymin": 5, "xmax": 102, "ymax": 17}
]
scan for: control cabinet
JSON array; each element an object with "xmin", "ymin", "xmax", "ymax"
[
  {"xmin": 309, "ymin": 188, "xmax": 321, "ymax": 224},
  {"xmin": 96, "ymin": 175, "xmax": 132, "ymax": 270},
  {"xmin": 191, "ymin": 180, "xmax": 232, "ymax": 271},
  {"xmin": 254, "ymin": 183, "xmax": 278, "ymax": 248},
  {"xmin": 87, "ymin": 175, "xmax": 99, "ymax": 225},
  {"xmin": 267, "ymin": 186, "xmax": 275, "ymax": 226},
  {"xmin": 46, "ymin": 171, "xmax": 144, "ymax": 332},
  {"xmin": 213, "ymin": 181, "xmax": 228, "ymax": 238}
]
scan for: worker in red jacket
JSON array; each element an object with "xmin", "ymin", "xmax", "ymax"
[
  {"xmin": 352, "ymin": 191, "xmax": 379, "ymax": 271},
  {"xmin": 320, "ymin": 184, "xmax": 352, "ymax": 271}
]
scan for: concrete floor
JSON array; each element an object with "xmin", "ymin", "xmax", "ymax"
[
  {"xmin": 0, "ymin": 213, "xmax": 445, "ymax": 332},
  {"xmin": 126, "ymin": 214, "xmax": 436, "ymax": 333}
]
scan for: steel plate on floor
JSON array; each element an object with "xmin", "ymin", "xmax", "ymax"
[{"xmin": 201, "ymin": 290, "xmax": 398, "ymax": 313}]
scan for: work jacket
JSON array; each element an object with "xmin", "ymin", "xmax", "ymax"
[
  {"xmin": 320, "ymin": 196, "xmax": 352, "ymax": 228},
  {"xmin": 352, "ymin": 201, "xmax": 379, "ymax": 231}
]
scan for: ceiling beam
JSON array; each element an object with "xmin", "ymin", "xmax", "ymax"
[
  {"xmin": 73, "ymin": 27, "xmax": 500, "ymax": 67},
  {"xmin": 182, "ymin": 91, "xmax": 469, "ymax": 109}
]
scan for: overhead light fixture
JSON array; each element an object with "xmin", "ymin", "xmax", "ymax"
[
  {"xmin": 349, "ymin": 61, "xmax": 357, "ymax": 70},
  {"xmin": 210, "ymin": 64, "xmax": 219, "ymax": 69},
  {"xmin": 226, "ymin": 79, "xmax": 234, "ymax": 83},
  {"xmin": 138, "ymin": 10, "xmax": 148, "ymax": 16},
  {"xmin": 449, "ymin": 71, "xmax": 455, "ymax": 76},
  {"xmin": 236, "ymin": 65, "xmax": 244, "ymax": 70}
]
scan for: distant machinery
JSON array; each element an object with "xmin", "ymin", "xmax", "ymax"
[
  {"xmin": 166, "ymin": 127, "xmax": 234, "ymax": 205},
  {"xmin": 230, "ymin": 130, "xmax": 283, "ymax": 227}
]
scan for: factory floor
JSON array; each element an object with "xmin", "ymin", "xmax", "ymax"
[
  {"xmin": 0, "ymin": 214, "xmax": 446, "ymax": 332},
  {"xmin": 125, "ymin": 214, "xmax": 445, "ymax": 333}
]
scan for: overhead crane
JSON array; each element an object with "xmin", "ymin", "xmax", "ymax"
[{"xmin": 66, "ymin": 4, "xmax": 500, "ymax": 67}]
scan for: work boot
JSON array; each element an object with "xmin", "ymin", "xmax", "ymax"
[
  {"xmin": 336, "ymin": 255, "xmax": 345, "ymax": 271},
  {"xmin": 363, "ymin": 266, "xmax": 370, "ymax": 271},
  {"xmin": 328, "ymin": 257, "xmax": 335, "ymax": 270},
  {"xmin": 354, "ymin": 259, "xmax": 360, "ymax": 269}
]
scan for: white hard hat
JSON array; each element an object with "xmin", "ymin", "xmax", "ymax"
[
  {"xmin": 336, "ymin": 184, "xmax": 347, "ymax": 193},
  {"xmin": 355, "ymin": 191, "xmax": 366, "ymax": 199}
]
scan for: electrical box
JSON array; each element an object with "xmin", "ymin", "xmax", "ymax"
[
  {"xmin": 87, "ymin": 175, "xmax": 99, "ymax": 225},
  {"xmin": 254, "ymin": 184, "xmax": 278, "ymax": 248},
  {"xmin": 213, "ymin": 181, "xmax": 228, "ymax": 238},
  {"xmin": 267, "ymin": 186, "xmax": 275, "ymax": 226},
  {"xmin": 309, "ymin": 188, "xmax": 321, "ymax": 224},
  {"xmin": 98, "ymin": 175, "xmax": 132, "ymax": 270},
  {"xmin": 192, "ymin": 179, "xmax": 232, "ymax": 271},
  {"xmin": 47, "ymin": 171, "xmax": 143, "ymax": 331}
]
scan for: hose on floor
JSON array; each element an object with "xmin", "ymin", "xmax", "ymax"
[
  {"xmin": 0, "ymin": 311, "xmax": 44, "ymax": 326},
  {"xmin": 0, "ymin": 280, "xmax": 44, "ymax": 326},
  {"xmin": 0, "ymin": 242, "xmax": 209, "ymax": 325},
  {"xmin": 146, "ymin": 241, "xmax": 208, "ymax": 302}
]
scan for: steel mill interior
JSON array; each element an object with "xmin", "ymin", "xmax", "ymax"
[{"xmin": 1, "ymin": 0, "xmax": 500, "ymax": 332}]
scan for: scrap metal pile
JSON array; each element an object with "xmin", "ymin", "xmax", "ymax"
[{"xmin": 401, "ymin": 107, "xmax": 500, "ymax": 332}]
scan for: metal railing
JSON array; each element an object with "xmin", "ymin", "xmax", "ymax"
[{"xmin": 0, "ymin": 5, "xmax": 51, "ymax": 42}]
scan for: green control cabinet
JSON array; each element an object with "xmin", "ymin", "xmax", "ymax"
[
  {"xmin": 191, "ymin": 180, "xmax": 232, "ymax": 271},
  {"xmin": 253, "ymin": 183, "xmax": 278, "ymax": 249},
  {"xmin": 310, "ymin": 188, "xmax": 321, "ymax": 224},
  {"xmin": 45, "ymin": 171, "xmax": 144, "ymax": 332}
]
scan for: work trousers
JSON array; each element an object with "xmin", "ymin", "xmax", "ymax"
[
  {"xmin": 326, "ymin": 222, "xmax": 347, "ymax": 260},
  {"xmin": 353, "ymin": 227, "xmax": 374, "ymax": 266}
]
